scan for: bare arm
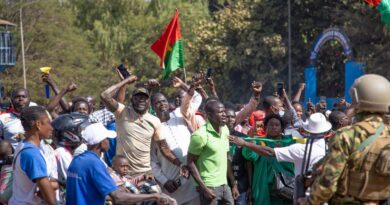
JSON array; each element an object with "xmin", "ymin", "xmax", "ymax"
[
  {"xmin": 196, "ymin": 85, "xmax": 209, "ymax": 100},
  {"xmin": 172, "ymin": 76, "xmax": 190, "ymax": 92},
  {"xmin": 206, "ymin": 78, "xmax": 219, "ymax": 99},
  {"xmin": 229, "ymin": 136, "xmax": 275, "ymax": 157},
  {"xmin": 42, "ymin": 73, "xmax": 70, "ymax": 112},
  {"xmin": 227, "ymin": 157, "xmax": 235, "ymax": 186},
  {"xmin": 292, "ymin": 83, "xmax": 305, "ymax": 103},
  {"xmin": 227, "ymin": 154, "xmax": 239, "ymax": 199},
  {"xmin": 187, "ymin": 153, "xmax": 208, "ymax": 190},
  {"xmin": 116, "ymin": 84, "xmax": 127, "ymax": 104},
  {"xmin": 36, "ymin": 177, "xmax": 56, "ymax": 205},
  {"xmin": 110, "ymin": 190, "xmax": 174, "ymax": 205},
  {"xmin": 46, "ymin": 82, "xmax": 77, "ymax": 114},
  {"xmin": 157, "ymin": 139, "xmax": 181, "ymax": 166},
  {"xmin": 234, "ymin": 81, "xmax": 262, "ymax": 127},
  {"xmin": 100, "ymin": 76, "xmax": 138, "ymax": 113},
  {"xmin": 181, "ymin": 74, "xmax": 203, "ymax": 116}
]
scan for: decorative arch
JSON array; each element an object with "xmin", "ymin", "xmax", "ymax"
[
  {"xmin": 304, "ymin": 27, "xmax": 364, "ymax": 109},
  {"xmin": 309, "ymin": 27, "xmax": 353, "ymax": 66}
]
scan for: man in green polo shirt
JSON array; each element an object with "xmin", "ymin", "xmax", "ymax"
[{"xmin": 187, "ymin": 100, "xmax": 238, "ymax": 205}]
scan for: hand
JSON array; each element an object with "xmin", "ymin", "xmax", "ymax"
[
  {"xmin": 41, "ymin": 73, "xmax": 53, "ymax": 84},
  {"xmin": 246, "ymin": 188, "xmax": 252, "ymax": 204},
  {"xmin": 156, "ymin": 193, "xmax": 177, "ymax": 205},
  {"xmin": 252, "ymin": 81, "xmax": 262, "ymax": 96},
  {"xmin": 282, "ymin": 88, "xmax": 288, "ymax": 99},
  {"xmin": 206, "ymin": 77, "xmax": 215, "ymax": 88},
  {"xmin": 229, "ymin": 136, "xmax": 246, "ymax": 147},
  {"xmin": 14, "ymin": 133, "xmax": 25, "ymax": 141},
  {"xmin": 192, "ymin": 73, "xmax": 203, "ymax": 87},
  {"xmin": 163, "ymin": 180, "xmax": 179, "ymax": 193},
  {"xmin": 232, "ymin": 185, "xmax": 240, "ymax": 200},
  {"xmin": 65, "ymin": 82, "xmax": 77, "ymax": 92},
  {"xmin": 297, "ymin": 197, "xmax": 309, "ymax": 205},
  {"xmin": 202, "ymin": 187, "xmax": 216, "ymax": 200},
  {"xmin": 298, "ymin": 83, "xmax": 306, "ymax": 91},
  {"xmin": 258, "ymin": 146, "xmax": 275, "ymax": 157},
  {"xmin": 146, "ymin": 79, "xmax": 160, "ymax": 89},
  {"xmin": 124, "ymin": 75, "xmax": 138, "ymax": 84},
  {"xmin": 180, "ymin": 165, "xmax": 190, "ymax": 178},
  {"xmin": 172, "ymin": 76, "xmax": 184, "ymax": 88}
]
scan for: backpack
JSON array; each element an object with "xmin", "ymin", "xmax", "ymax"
[
  {"xmin": 0, "ymin": 147, "xmax": 32, "ymax": 203},
  {"xmin": 347, "ymin": 122, "xmax": 390, "ymax": 200}
]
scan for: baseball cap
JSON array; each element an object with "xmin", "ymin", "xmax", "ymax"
[
  {"xmin": 82, "ymin": 123, "xmax": 116, "ymax": 145},
  {"xmin": 132, "ymin": 87, "xmax": 150, "ymax": 97}
]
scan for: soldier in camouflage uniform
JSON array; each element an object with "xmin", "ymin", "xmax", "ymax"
[{"xmin": 299, "ymin": 74, "xmax": 390, "ymax": 205}]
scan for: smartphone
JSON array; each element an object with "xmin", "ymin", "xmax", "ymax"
[
  {"xmin": 117, "ymin": 64, "xmax": 131, "ymax": 79},
  {"xmin": 205, "ymin": 68, "xmax": 212, "ymax": 79},
  {"xmin": 277, "ymin": 82, "xmax": 284, "ymax": 97}
]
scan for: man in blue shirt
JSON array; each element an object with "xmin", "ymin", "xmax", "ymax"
[{"xmin": 66, "ymin": 123, "xmax": 175, "ymax": 205}]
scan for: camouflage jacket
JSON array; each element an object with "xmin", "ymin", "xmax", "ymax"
[{"xmin": 308, "ymin": 114, "xmax": 388, "ymax": 205}]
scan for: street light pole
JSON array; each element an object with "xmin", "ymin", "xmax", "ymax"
[{"xmin": 288, "ymin": 0, "xmax": 292, "ymax": 97}]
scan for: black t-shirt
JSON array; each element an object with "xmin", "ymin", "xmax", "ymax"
[{"xmin": 230, "ymin": 130, "xmax": 250, "ymax": 193}]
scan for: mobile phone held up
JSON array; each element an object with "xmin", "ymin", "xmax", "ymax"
[
  {"xmin": 117, "ymin": 64, "xmax": 131, "ymax": 80},
  {"xmin": 205, "ymin": 68, "xmax": 212, "ymax": 79},
  {"xmin": 277, "ymin": 82, "xmax": 284, "ymax": 97}
]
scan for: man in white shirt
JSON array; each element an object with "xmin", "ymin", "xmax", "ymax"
[
  {"xmin": 274, "ymin": 113, "xmax": 331, "ymax": 176},
  {"xmin": 230, "ymin": 113, "xmax": 331, "ymax": 176},
  {"xmin": 0, "ymin": 88, "xmax": 31, "ymax": 148},
  {"xmin": 150, "ymin": 77, "xmax": 202, "ymax": 205}
]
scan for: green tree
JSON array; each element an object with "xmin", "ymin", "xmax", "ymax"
[
  {"xmin": 0, "ymin": 0, "xmax": 111, "ymax": 105},
  {"xmin": 191, "ymin": 0, "xmax": 390, "ymax": 103}
]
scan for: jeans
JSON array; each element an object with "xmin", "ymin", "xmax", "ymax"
[
  {"xmin": 198, "ymin": 184, "xmax": 234, "ymax": 205},
  {"xmin": 234, "ymin": 192, "xmax": 247, "ymax": 205}
]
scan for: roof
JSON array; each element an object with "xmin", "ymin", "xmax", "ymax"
[{"xmin": 0, "ymin": 19, "xmax": 16, "ymax": 27}]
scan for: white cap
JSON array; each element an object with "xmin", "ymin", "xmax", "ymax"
[
  {"xmin": 82, "ymin": 123, "xmax": 116, "ymax": 145},
  {"xmin": 303, "ymin": 112, "xmax": 332, "ymax": 134}
]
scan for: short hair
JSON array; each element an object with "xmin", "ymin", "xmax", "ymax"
[
  {"xmin": 263, "ymin": 96, "xmax": 277, "ymax": 109},
  {"xmin": 174, "ymin": 89, "xmax": 186, "ymax": 97},
  {"xmin": 224, "ymin": 102, "xmax": 236, "ymax": 111},
  {"xmin": 112, "ymin": 155, "xmax": 128, "ymax": 165},
  {"xmin": 204, "ymin": 97, "xmax": 219, "ymax": 107},
  {"xmin": 292, "ymin": 101, "xmax": 302, "ymax": 106},
  {"xmin": 71, "ymin": 97, "xmax": 91, "ymax": 113},
  {"xmin": 264, "ymin": 113, "xmax": 286, "ymax": 131},
  {"xmin": 11, "ymin": 88, "xmax": 29, "ymax": 98},
  {"xmin": 205, "ymin": 100, "xmax": 223, "ymax": 114},
  {"xmin": 20, "ymin": 106, "xmax": 48, "ymax": 131},
  {"xmin": 151, "ymin": 92, "xmax": 166, "ymax": 108},
  {"xmin": 329, "ymin": 111, "xmax": 346, "ymax": 129}
]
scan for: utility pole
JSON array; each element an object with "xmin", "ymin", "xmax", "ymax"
[
  {"xmin": 288, "ymin": 0, "xmax": 292, "ymax": 97},
  {"xmin": 20, "ymin": 8, "xmax": 27, "ymax": 89}
]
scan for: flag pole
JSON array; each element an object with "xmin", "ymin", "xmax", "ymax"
[{"xmin": 183, "ymin": 67, "xmax": 187, "ymax": 83}]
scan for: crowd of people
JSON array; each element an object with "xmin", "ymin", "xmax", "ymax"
[{"xmin": 0, "ymin": 68, "xmax": 389, "ymax": 205}]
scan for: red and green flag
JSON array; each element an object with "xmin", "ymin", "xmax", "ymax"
[
  {"xmin": 365, "ymin": 0, "xmax": 390, "ymax": 25},
  {"xmin": 151, "ymin": 10, "xmax": 184, "ymax": 79}
]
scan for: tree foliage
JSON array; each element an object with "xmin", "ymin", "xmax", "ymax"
[
  {"xmin": 0, "ymin": 0, "xmax": 389, "ymax": 105},
  {"xmin": 0, "ymin": 0, "xmax": 106, "ymax": 105},
  {"xmin": 191, "ymin": 0, "xmax": 390, "ymax": 102}
]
